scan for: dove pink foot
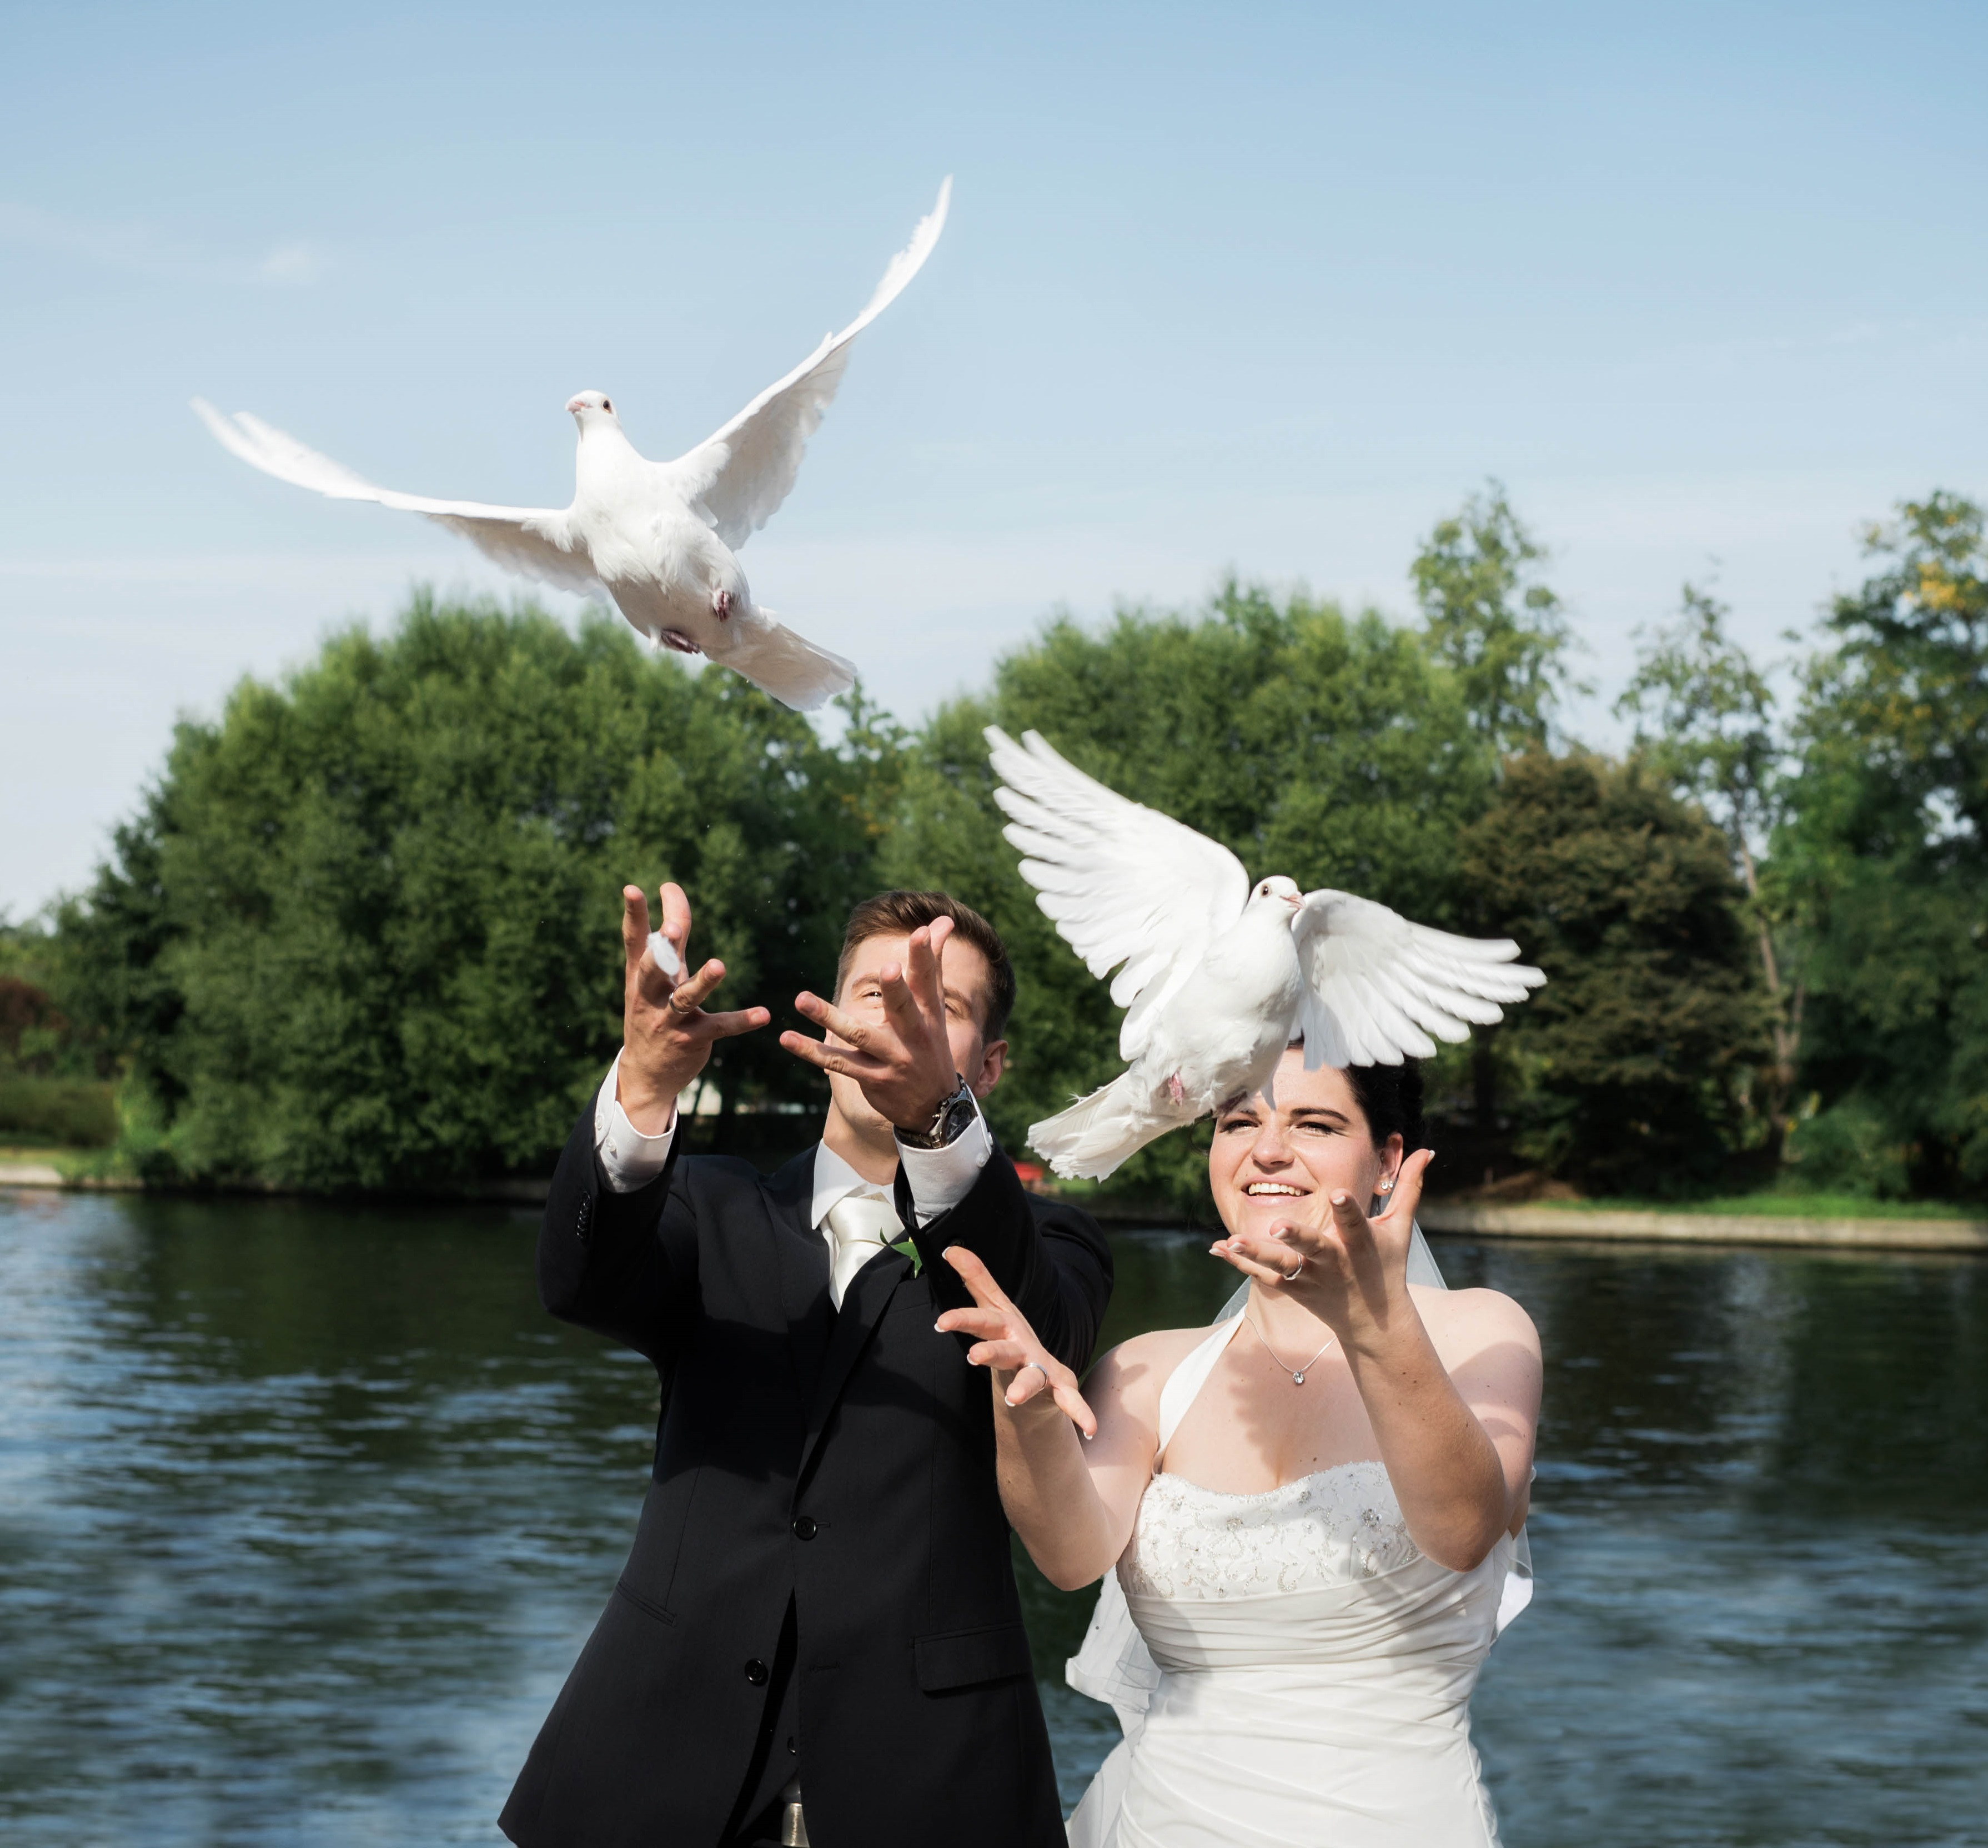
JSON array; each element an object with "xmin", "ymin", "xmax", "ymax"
[
  {"xmin": 1166, "ymin": 1072, "xmax": 1187, "ymax": 1107},
  {"xmin": 659, "ymin": 628, "xmax": 701, "ymax": 655},
  {"xmin": 712, "ymin": 589, "xmax": 733, "ymax": 622}
]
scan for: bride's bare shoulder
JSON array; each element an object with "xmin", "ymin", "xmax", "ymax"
[
  {"xmin": 1088, "ymin": 1324, "xmax": 1217, "ymax": 1414},
  {"xmin": 1411, "ymin": 1283, "xmax": 1540, "ymax": 1358}
]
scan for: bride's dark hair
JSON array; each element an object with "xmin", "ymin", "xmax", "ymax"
[
  {"xmin": 1282, "ymin": 1038, "xmax": 1426, "ymax": 1153},
  {"xmin": 1344, "ymin": 1059, "xmax": 1426, "ymax": 1155}
]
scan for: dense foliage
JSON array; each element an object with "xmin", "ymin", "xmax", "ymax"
[
  {"xmin": 1773, "ymin": 496, "xmax": 1988, "ymax": 1194},
  {"xmin": 38, "ymin": 598, "xmax": 894, "ymax": 1188},
  {"xmin": 22, "ymin": 487, "xmax": 1985, "ymax": 1207},
  {"xmin": 1457, "ymin": 752, "xmax": 1766, "ymax": 1193}
]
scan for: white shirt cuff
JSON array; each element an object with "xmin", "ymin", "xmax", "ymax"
[
  {"xmin": 593, "ymin": 1052, "xmax": 676, "ymax": 1194},
  {"xmin": 894, "ymin": 1102, "xmax": 993, "ymax": 1226}
]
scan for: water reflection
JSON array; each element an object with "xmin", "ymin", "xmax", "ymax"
[{"xmin": 2, "ymin": 1194, "xmax": 1983, "ymax": 1845}]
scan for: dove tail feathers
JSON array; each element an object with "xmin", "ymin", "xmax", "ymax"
[
  {"xmin": 1028, "ymin": 1073, "xmax": 1179, "ymax": 1182},
  {"xmin": 729, "ymin": 619, "xmax": 857, "ymax": 712}
]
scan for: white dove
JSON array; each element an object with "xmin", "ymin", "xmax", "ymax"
[
  {"xmin": 986, "ymin": 727, "xmax": 1546, "ymax": 1179},
  {"xmin": 192, "ymin": 180, "xmax": 952, "ymax": 711}
]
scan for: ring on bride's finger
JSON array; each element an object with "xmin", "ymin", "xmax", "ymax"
[
  {"xmin": 1281, "ymin": 1258, "xmax": 1306, "ymax": 1282},
  {"xmin": 1021, "ymin": 1360, "xmax": 1050, "ymax": 1383}
]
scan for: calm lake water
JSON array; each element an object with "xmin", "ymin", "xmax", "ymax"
[{"xmin": 3, "ymin": 1189, "xmax": 1984, "ymax": 1847}]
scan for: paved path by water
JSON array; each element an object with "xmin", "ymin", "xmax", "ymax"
[{"xmin": 1421, "ymin": 1201, "xmax": 1988, "ymax": 1253}]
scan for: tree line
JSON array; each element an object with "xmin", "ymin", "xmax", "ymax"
[{"xmin": 4, "ymin": 486, "xmax": 1982, "ymax": 1211}]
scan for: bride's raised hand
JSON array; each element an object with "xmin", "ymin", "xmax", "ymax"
[
  {"xmin": 1212, "ymin": 1147, "xmax": 1435, "ymax": 1342},
  {"xmin": 937, "ymin": 1246, "xmax": 1099, "ymax": 1438}
]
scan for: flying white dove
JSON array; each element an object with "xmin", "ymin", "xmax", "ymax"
[
  {"xmin": 986, "ymin": 727, "xmax": 1545, "ymax": 1179},
  {"xmin": 192, "ymin": 180, "xmax": 952, "ymax": 711}
]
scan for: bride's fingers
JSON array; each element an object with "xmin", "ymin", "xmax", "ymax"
[
  {"xmin": 1326, "ymin": 1189, "xmax": 1378, "ymax": 1253},
  {"xmin": 1266, "ymin": 1216, "xmax": 1339, "ymax": 1269},
  {"xmin": 934, "ymin": 1305, "xmax": 1009, "ymax": 1339},
  {"xmin": 968, "ymin": 1339, "xmax": 1032, "ymax": 1372},
  {"xmin": 1209, "ymin": 1237, "xmax": 1291, "ymax": 1286},
  {"xmin": 1375, "ymin": 1147, "xmax": 1435, "ymax": 1226},
  {"xmin": 1053, "ymin": 1378, "xmax": 1100, "ymax": 1439},
  {"xmin": 996, "ymin": 1352, "xmax": 1097, "ymax": 1438},
  {"xmin": 1224, "ymin": 1229, "xmax": 1320, "ymax": 1274},
  {"xmin": 942, "ymin": 1244, "xmax": 1025, "ymax": 1320}
]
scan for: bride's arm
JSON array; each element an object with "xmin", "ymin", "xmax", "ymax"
[
  {"xmin": 937, "ymin": 1247, "xmax": 1167, "ymax": 1590},
  {"xmin": 1215, "ymin": 1149, "xmax": 1540, "ymax": 1573}
]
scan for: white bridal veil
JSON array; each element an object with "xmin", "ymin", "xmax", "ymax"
[{"xmin": 1064, "ymin": 1221, "xmax": 1535, "ymax": 1744}]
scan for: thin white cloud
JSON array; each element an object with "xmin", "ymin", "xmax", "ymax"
[
  {"xmin": 0, "ymin": 201, "xmax": 328, "ymax": 287},
  {"xmin": 256, "ymin": 239, "xmax": 329, "ymax": 286}
]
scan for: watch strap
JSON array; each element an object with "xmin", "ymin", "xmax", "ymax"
[{"xmin": 899, "ymin": 1076, "xmax": 977, "ymax": 1149}]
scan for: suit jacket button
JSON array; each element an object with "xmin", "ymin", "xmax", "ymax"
[
  {"xmin": 745, "ymin": 1659, "xmax": 770, "ymax": 1685},
  {"xmin": 791, "ymin": 1516, "xmax": 818, "ymax": 1541}
]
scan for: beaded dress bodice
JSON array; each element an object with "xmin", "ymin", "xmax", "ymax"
[{"xmin": 1119, "ymin": 1460, "xmax": 1423, "ymax": 1602}]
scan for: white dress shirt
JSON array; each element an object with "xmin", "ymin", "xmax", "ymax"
[{"xmin": 590, "ymin": 1053, "xmax": 992, "ymax": 1300}]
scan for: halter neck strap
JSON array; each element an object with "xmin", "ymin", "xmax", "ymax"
[{"xmin": 1152, "ymin": 1314, "xmax": 1246, "ymax": 1469}]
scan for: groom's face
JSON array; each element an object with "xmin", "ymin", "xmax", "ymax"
[{"xmin": 826, "ymin": 930, "xmax": 1010, "ymax": 1141}]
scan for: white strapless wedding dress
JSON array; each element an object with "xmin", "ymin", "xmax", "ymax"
[{"xmin": 1066, "ymin": 1312, "xmax": 1523, "ymax": 1848}]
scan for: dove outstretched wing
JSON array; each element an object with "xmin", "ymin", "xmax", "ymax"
[
  {"xmin": 190, "ymin": 400, "xmax": 600, "ymax": 596},
  {"xmin": 986, "ymin": 727, "xmax": 1251, "ymax": 1062},
  {"xmin": 661, "ymin": 179, "xmax": 951, "ymax": 550},
  {"xmin": 1292, "ymin": 890, "xmax": 1545, "ymax": 1068}
]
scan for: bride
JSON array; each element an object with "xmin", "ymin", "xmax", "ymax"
[{"xmin": 938, "ymin": 1047, "xmax": 1541, "ymax": 1847}]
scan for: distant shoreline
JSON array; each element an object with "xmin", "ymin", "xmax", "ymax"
[
  {"xmin": 8, "ymin": 1156, "xmax": 1984, "ymax": 1254},
  {"xmin": 1418, "ymin": 1200, "xmax": 1988, "ymax": 1254}
]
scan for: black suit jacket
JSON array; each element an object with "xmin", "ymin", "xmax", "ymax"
[{"xmin": 499, "ymin": 1107, "xmax": 1113, "ymax": 1848}]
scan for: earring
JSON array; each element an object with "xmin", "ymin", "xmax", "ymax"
[{"xmin": 1377, "ymin": 1180, "xmax": 1394, "ymax": 1194}]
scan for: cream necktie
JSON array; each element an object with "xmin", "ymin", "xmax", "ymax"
[{"xmin": 822, "ymin": 1191, "xmax": 903, "ymax": 1309}]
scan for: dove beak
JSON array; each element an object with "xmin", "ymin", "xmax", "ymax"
[
  {"xmin": 565, "ymin": 395, "xmax": 586, "ymax": 416},
  {"xmin": 1283, "ymin": 892, "xmax": 1302, "ymax": 912}
]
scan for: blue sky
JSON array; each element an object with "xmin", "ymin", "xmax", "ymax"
[{"xmin": 3, "ymin": 1, "xmax": 1985, "ymax": 914}]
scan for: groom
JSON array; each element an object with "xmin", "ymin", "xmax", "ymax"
[{"xmin": 499, "ymin": 882, "xmax": 1113, "ymax": 1848}]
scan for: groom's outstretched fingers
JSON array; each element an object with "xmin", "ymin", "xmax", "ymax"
[
  {"xmin": 888, "ymin": 917, "xmax": 954, "ymax": 1036},
  {"xmin": 621, "ymin": 885, "xmax": 657, "ymax": 987},
  {"xmin": 938, "ymin": 1246, "xmax": 1098, "ymax": 1437},
  {"xmin": 622, "ymin": 883, "xmax": 695, "ymax": 1001},
  {"xmin": 656, "ymin": 881, "xmax": 692, "ymax": 967}
]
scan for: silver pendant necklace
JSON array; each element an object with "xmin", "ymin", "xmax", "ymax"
[{"xmin": 1245, "ymin": 1306, "xmax": 1336, "ymax": 1385}]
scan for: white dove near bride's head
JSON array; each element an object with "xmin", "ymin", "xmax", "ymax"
[
  {"xmin": 985, "ymin": 726, "xmax": 1545, "ymax": 1180},
  {"xmin": 192, "ymin": 180, "xmax": 951, "ymax": 712}
]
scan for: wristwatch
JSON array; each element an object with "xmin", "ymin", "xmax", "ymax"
[{"xmin": 897, "ymin": 1074, "xmax": 978, "ymax": 1149}]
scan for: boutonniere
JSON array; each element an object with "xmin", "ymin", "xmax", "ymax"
[{"xmin": 887, "ymin": 1235, "xmax": 923, "ymax": 1276}]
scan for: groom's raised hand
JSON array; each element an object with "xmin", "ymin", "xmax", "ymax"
[
  {"xmin": 618, "ymin": 883, "xmax": 770, "ymax": 1134},
  {"xmin": 780, "ymin": 917, "xmax": 962, "ymax": 1132}
]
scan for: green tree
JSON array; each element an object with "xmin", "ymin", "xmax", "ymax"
[
  {"xmin": 1617, "ymin": 585, "xmax": 1799, "ymax": 1152},
  {"xmin": 49, "ymin": 595, "xmax": 893, "ymax": 1189},
  {"xmin": 1411, "ymin": 483, "xmax": 1580, "ymax": 753},
  {"xmin": 1774, "ymin": 494, "xmax": 1988, "ymax": 1192},
  {"xmin": 1458, "ymin": 750, "xmax": 1766, "ymax": 1195},
  {"xmin": 885, "ymin": 581, "xmax": 1495, "ymax": 1212}
]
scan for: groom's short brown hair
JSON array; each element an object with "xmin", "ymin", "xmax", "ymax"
[{"xmin": 836, "ymin": 891, "xmax": 1016, "ymax": 1042}]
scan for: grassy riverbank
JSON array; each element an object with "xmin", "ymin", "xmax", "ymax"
[{"xmin": 1519, "ymin": 1191, "xmax": 1983, "ymax": 1222}]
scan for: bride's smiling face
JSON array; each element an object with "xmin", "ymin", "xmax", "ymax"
[{"xmin": 1208, "ymin": 1049, "xmax": 1403, "ymax": 1239}]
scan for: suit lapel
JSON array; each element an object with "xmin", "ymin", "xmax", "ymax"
[
  {"xmin": 797, "ymin": 1242, "xmax": 910, "ymax": 1485},
  {"xmin": 765, "ymin": 1151, "xmax": 835, "ymax": 1405}
]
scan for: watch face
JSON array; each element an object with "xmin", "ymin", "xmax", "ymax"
[{"xmin": 937, "ymin": 1083, "xmax": 976, "ymax": 1141}]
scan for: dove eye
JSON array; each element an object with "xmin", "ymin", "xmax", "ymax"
[{"xmin": 603, "ymin": 399, "xmax": 613, "ymax": 412}]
